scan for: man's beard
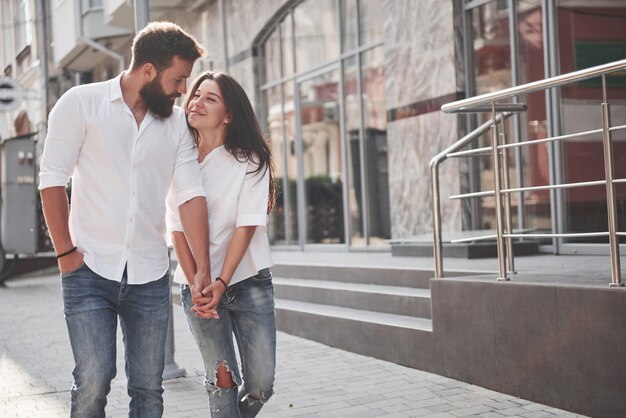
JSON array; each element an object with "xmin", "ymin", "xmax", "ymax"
[{"xmin": 139, "ymin": 76, "xmax": 181, "ymax": 118}]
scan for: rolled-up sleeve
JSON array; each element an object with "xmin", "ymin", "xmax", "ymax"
[
  {"xmin": 236, "ymin": 161, "xmax": 270, "ymax": 228},
  {"xmin": 165, "ymin": 188, "xmax": 184, "ymax": 233},
  {"xmin": 170, "ymin": 115, "xmax": 205, "ymax": 206},
  {"xmin": 38, "ymin": 88, "xmax": 85, "ymax": 190}
]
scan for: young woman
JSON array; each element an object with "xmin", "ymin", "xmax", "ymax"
[{"xmin": 166, "ymin": 71, "xmax": 276, "ymax": 417}]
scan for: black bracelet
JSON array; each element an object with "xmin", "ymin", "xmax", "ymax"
[
  {"xmin": 56, "ymin": 246, "xmax": 77, "ymax": 259},
  {"xmin": 215, "ymin": 277, "xmax": 228, "ymax": 290}
]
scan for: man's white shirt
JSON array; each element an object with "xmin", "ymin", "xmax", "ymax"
[{"xmin": 39, "ymin": 73, "xmax": 205, "ymax": 284}]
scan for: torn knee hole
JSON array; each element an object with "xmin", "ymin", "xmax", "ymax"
[
  {"xmin": 242, "ymin": 390, "xmax": 273, "ymax": 405},
  {"xmin": 214, "ymin": 361, "xmax": 237, "ymax": 389}
]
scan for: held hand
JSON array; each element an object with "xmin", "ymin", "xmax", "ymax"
[
  {"xmin": 190, "ymin": 287, "xmax": 219, "ymax": 319},
  {"xmin": 191, "ymin": 271, "xmax": 212, "ymax": 306},
  {"xmin": 58, "ymin": 250, "xmax": 84, "ymax": 274},
  {"xmin": 192, "ymin": 301, "xmax": 220, "ymax": 319},
  {"xmin": 201, "ymin": 280, "xmax": 227, "ymax": 312},
  {"xmin": 191, "ymin": 284, "xmax": 220, "ymax": 318},
  {"xmin": 190, "ymin": 280, "xmax": 225, "ymax": 319},
  {"xmin": 190, "ymin": 270, "xmax": 219, "ymax": 318}
]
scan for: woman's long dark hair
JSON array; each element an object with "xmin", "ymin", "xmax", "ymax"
[{"xmin": 184, "ymin": 71, "xmax": 276, "ymax": 213}]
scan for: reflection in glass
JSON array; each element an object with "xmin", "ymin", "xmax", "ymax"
[
  {"xmin": 472, "ymin": 2, "xmax": 511, "ymax": 95},
  {"xmin": 265, "ymin": 86, "xmax": 286, "ymax": 244},
  {"xmin": 298, "ymin": 70, "xmax": 345, "ymax": 243},
  {"xmin": 294, "ymin": 0, "xmax": 340, "ymax": 73},
  {"xmin": 557, "ymin": 0, "xmax": 626, "ymax": 243},
  {"xmin": 361, "ymin": 47, "xmax": 391, "ymax": 244},
  {"xmin": 471, "ymin": 1, "xmax": 512, "ymax": 231},
  {"xmin": 517, "ymin": 0, "xmax": 550, "ymax": 241},
  {"xmin": 258, "ymin": 0, "xmax": 390, "ymax": 249},
  {"xmin": 343, "ymin": 57, "xmax": 363, "ymax": 245},
  {"xmin": 283, "ymin": 81, "xmax": 299, "ymax": 244},
  {"xmin": 264, "ymin": 28, "xmax": 281, "ymax": 83},
  {"xmin": 342, "ymin": 0, "xmax": 358, "ymax": 52},
  {"xmin": 281, "ymin": 16, "xmax": 294, "ymax": 77},
  {"xmin": 359, "ymin": 0, "xmax": 384, "ymax": 45}
]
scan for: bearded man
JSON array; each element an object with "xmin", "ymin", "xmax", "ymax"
[{"xmin": 39, "ymin": 22, "xmax": 212, "ymax": 417}]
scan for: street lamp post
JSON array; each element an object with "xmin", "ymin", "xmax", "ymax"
[{"xmin": 134, "ymin": 0, "xmax": 150, "ymax": 34}]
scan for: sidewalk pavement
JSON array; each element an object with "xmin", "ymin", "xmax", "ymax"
[{"xmin": 0, "ymin": 270, "xmax": 586, "ymax": 417}]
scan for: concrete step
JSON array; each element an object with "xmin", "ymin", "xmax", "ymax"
[
  {"xmin": 275, "ymin": 299, "xmax": 438, "ymax": 368},
  {"xmin": 271, "ymin": 263, "xmax": 435, "ymax": 289},
  {"xmin": 273, "ymin": 277, "xmax": 432, "ymax": 318},
  {"xmin": 275, "ymin": 299, "xmax": 432, "ymax": 330}
]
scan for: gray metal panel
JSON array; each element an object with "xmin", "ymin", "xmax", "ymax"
[{"xmin": 1, "ymin": 139, "xmax": 38, "ymax": 254}]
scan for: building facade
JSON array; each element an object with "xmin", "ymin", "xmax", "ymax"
[{"xmin": 3, "ymin": 0, "xmax": 625, "ymax": 256}]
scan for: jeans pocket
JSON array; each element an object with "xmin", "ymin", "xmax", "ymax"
[
  {"xmin": 60, "ymin": 262, "xmax": 87, "ymax": 279},
  {"xmin": 253, "ymin": 268, "xmax": 272, "ymax": 282}
]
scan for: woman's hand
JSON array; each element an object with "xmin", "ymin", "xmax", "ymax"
[
  {"xmin": 191, "ymin": 280, "xmax": 227, "ymax": 318},
  {"xmin": 190, "ymin": 282, "xmax": 219, "ymax": 319}
]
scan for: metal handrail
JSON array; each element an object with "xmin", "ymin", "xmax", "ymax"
[
  {"xmin": 430, "ymin": 112, "xmax": 515, "ymax": 278},
  {"xmin": 442, "ymin": 58, "xmax": 626, "ymax": 113},
  {"xmin": 435, "ymin": 60, "xmax": 626, "ymax": 287},
  {"xmin": 451, "ymin": 231, "xmax": 610, "ymax": 244},
  {"xmin": 447, "ymin": 146, "xmax": 491, "ymax": 158},
  {"xmin": 498, "ymin": 124, "xmax": 626, "ymax": 150}
]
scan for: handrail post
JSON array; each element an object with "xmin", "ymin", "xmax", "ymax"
[
  {"xmin": 431, "ymin": 112, "xmax": 516, "ymax": 281},
  {"xmin": 431, "ymin": 161, "xmax": 444, "ymax": 278},
  {"xmin": 491, "ymin": 102, "xmax": 508, "ymax": 281},
  {"xmin": 600, "ymin": 76, "xmax": 623, "ymax": 287},
  {"xmin": 500, "ymin": 131, "xmax": 516, "ymax": 275}
]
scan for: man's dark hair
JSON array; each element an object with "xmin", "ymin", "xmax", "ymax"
[{"xmin": 130, "ymin": 21, "xmax": 204, "ymax": 72}]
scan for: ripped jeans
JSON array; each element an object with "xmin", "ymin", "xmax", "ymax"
[{"xmin": 181, "ymin": 268, "xmax": 276, "ymax": 418}]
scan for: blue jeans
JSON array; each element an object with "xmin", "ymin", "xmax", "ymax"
[
  {"xmin": 182, "ymin": 268, "xmax": 276, "ymax": 418},
  {"xmin": 62, "ymin": 263, "xmax": 170, "ymax": 418}
]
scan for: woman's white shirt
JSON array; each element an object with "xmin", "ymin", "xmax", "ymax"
[{"xmin": 166, "ymin": 145, "xmax": 273, "ymax": 286}]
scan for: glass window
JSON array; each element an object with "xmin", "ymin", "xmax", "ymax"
[
  {"xmin": 2, "ymin": 0, "xmax": 11, "ymax": 67},
  {"xmin": 259, "ymin": 0, "xmax": 389, "ymax": 249},
  {"xmin": 299, "ymin": 70, "xmax": 344, "ymax": 243},
  {"xmin": 264, "ymin": 28, "xmax": 281, "ymax": 83},
  {"xmin": 469, "ymin": 1, "xmax": 512, "ymax": 231},
  {"xmin": 361, "ymin": 46, "xmax": 390, "ymax": 243},
  {"xmin": 472, "ymin": 2, "xmax": 512, "ymax": 95},
  {"xmin": 359, "ymin": 0, "xmax": 384, "ymax": 45},
  {"xmin": 556, "ymin": 0, "xmax": 626, "ymax": 243},
  {"xmin": 516, "ymin": 0, "xmax": 550, "ymax": 239},
  {"xmin": 283, "ymin": 80, "xmax": 299, "ymax": 244},
  {"xmin": 342, "ymin": 0, "xmax": 358, "ymax": 52},
  {"xmin": 281, "ymin": 17, "xmax": 294, "ymax": 77},
  {"xmin": 343, "ymin": 56, "xmax": 363, "ymax": 245},
  {"xmin": 294, "ymin": 0, "xmax": 340, "ymax": 72},
  {"xmin": 266, "ymin": 85, "xmax": 286, "ymax": 244},
  {"xmin": 16, "ymin": 0, "xmax": 32, "ymax": 51}
]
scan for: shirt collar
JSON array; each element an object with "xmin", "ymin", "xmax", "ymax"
[{"xmin": 109, "ymin": 72, "xmax": 126, "ymax": 103}]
